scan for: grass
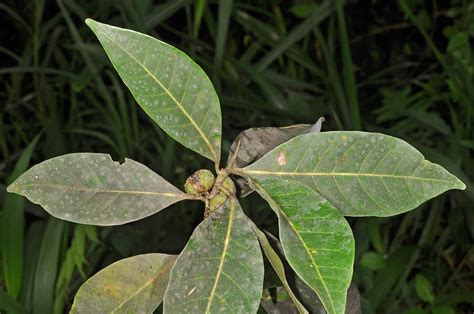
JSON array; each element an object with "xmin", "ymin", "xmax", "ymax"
[{"xmin": 0, "ymin": 0, "xmax": 472, "ymax": 313}]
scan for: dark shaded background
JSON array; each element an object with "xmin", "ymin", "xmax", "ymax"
[{"xmin": 0, "ymin": 0, "xmax": 472, "ymax": 313}]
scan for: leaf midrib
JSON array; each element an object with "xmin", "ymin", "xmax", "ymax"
[
  {"xmin": 244, "ymin": 170, "xmax": 456, "ymax": 184},
  {"xmin": 100, "ymin": 29, "xmax": 218, "ymax": 161},
  {"xmin": 9, "ymin": 183, "xmax": 184, "ymax": 198},
  {"xmin": 205, "ymin": 199, "xmax": 235, "ymax": 313},
  {"xmin": 271, "ymin": 198, "xmax": 337, "ymax": 314}
]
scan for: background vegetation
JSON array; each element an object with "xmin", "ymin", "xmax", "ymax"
[{"xmin": 0, "ymin": 0, "xmax": 472, "ymax": 313}]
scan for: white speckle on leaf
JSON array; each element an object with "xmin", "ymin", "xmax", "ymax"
[{"xmin": 187, "ymin": 287, "xmax": 197, "ymax": 296}]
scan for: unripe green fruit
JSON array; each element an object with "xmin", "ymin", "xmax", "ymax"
[
  {"xmin": 207, "ymin": 177, "xmax": 236, "ymax": 215},
  {"xmin": 184, "ymin": 169, "xmax": 215, "ymax": 195}
]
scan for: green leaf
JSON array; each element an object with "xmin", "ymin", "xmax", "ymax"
[
  {"xmin": 250, "ymin": 223, "xmax": 308, "ymax": 314},
  {"xmin": 292, "ymin": 279, "xmax": 362, "ymax": 314},
  {"xmin": 432, "ymin": 305, "xmax": 455, "ymax": 314},
  {"xmin": 86, "ymin": 19, "xmax": 222, "ymax": 162},
  {"xmin": 368, "ymin": 246, "xmax": 414, "ymax": 309},
  {"xmin": 71, "ymin": 253, "xmax": 176, "ymax": 313},
  {"xmin": 7, "ymin": 153, "xmax": 187, "ymax": 226},
  {"xmin": 260, "ymin": 231, "xmax": 361, "ymax": 314},
  {"xmin": 360, "ymin": 252, "xmax": 385, "ymax": 270},
  {"xmin": 0, "ymin": 287, "xmax": 26, "ymax": 314},
  {"xmin": 228, "ymin": 118, "xmax": 324, "ymax": 169},
  {"xmin": 54, "ymin": 225, "xmax": 97, "ymax": 313},
  {"xmin": 252, "ymin": 178, "xmax": 355, "ymax": 314},
  {"xmin": 228, "ymin": 118, "xmax": 324, "ymax": 196},
  {"xmin": 243, "ymin": 132, "xmax": 466, "ymax": 216},
  {"xmin": 163, "ymin": 198, "xmax": 264, "ymax": 313},
  {"xmin": 1, "ymin": 135, "xmax": 39, "ymax": 299},
  {"xmin": 414, "ymin": 274, "xmax": 435, "ymax": 304}
]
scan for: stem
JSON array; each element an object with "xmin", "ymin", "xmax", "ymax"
[
  {"xmin": 226, "ymin": 140, "xmax": 241, "ymax": 169},
  {"xmin": 208, "ymin": 168, "xmax": 230, "ymax": 198}
]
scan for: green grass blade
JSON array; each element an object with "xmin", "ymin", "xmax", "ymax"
[
  {"xmin": 1, "ymin": 135, "xmax": 40, "ymax": 299},
  {"xmin": 255, "ymin": 1, "xmax": 333, "ymax": 72},
  {"xmin": 0, "ymin": 287, "xmax": 26, "ymax": 314},
  {"xmin": 314, "ymin": 27, "xmax": 351, "ymax": 128},
  {"xmin": 214, "ymin": 0, "xmax": 233, "ymax": 71},
  {"xmin": 336, "ymin": 0, "xmax": 361, "ymax": 130},
  {"xmin": 53, "ymin": 225, "xmax": 87, "ymax": 314},
  {"xmin": 193, "ymin": 0, "xmax": 207, "ymax": 38},
  {"xmin": 399, "ymin": 0, "xmax": 447, "ymax": 70},
  {"xmin": 143, "ymin": 0, "xmax": 187, "ymax": 30},
  {"xmin": 0, "ymin": 3, "xmax": 31, "ymax": 33},
  {"xmin": 19, "ymin": 221, "xmax": 45, "ymax": 311},
  {"xmin": 32, "ymin": 218, "xmax": 65, "ymax": 314}
]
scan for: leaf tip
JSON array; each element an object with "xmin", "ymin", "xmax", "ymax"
[
  {"xmin": 6, "ymin": 181, "xmax": 19, "ymax": 194},
  {"xmin": 85, "ymin": 18, "xmax": 98, "ymax": 30},
  {"xmin": 455, "ymin": 178, "xmax": 466, "ymax": 191}
]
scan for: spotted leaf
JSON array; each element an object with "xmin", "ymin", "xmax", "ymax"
[
  {"xmin": 250, "ymin": 222, "xmax": 308, "ymax": 314},
  {"xmin": 163, "ymin": 198, "xmax": 264, "ymax": 313},
  {"xmin": 7, "ymin": 153, "xmax": 186, "ymax": 225},
  {"xmin": 243, "ymin": 132, "xmax": 465, "ymax": 216},
  {"xmin": 228, "ymin": 118, "xmax": 324, "ymax": 196},
  {"xmin": 86, "ymin": 19, "xmax": 221, "ymax": 162},
  {"xmin": 252, "ymin": 178, "xmax": 355, "ymax": 314},
  {"xmin": 71, "ymin": 253, "xmax": 176, "ymax": 313}
]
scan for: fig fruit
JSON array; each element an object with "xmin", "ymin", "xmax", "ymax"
[{"xmin": 184, "ymin": 169, "xmax": 215, "ymax": 195}]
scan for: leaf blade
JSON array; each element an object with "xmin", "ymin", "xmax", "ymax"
[
  {"xmin": 244, "ymin": 132, "xmax": 465, "ymax": 216},
  {"xmin": 228, "ymin": 118, "xmax": 324, "ymax": 169},
  {"xmin": 163, "ymin": 198, "xmax": 264, "ymax": 313},
  {"xmin": 260, "ymin": 231, "xmax": 362, "ymax": 314},
  {"xmin": 250, "ymin": 223, "xmax": 308, "ymax": 314},
  {"xmin": 70, "ymin": 253, "xmax": 176, "ymax": 313},
  {"xmin": 7, "ymin": 153, "xmax": 186, "ymax": 225},
  {"xmin": 252, "ymin": 179, "xmax": 355, "ymax": 314},
  {"xmin": 86, "ymin": 19, "xmax": 222, "ymax": 162},
  {"xmin": 228, "ymin": 118, "xmax": 324, "ymax": 196}
]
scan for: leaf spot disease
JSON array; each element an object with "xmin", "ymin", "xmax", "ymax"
[{"xmin": 277, "ymin": 150, "xmax": 287, "ymax": 166}]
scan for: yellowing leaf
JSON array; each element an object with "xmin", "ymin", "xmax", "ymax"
[{"xmin": 71, "ymin": 254, "xmax": 176, "ymax": 313}]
